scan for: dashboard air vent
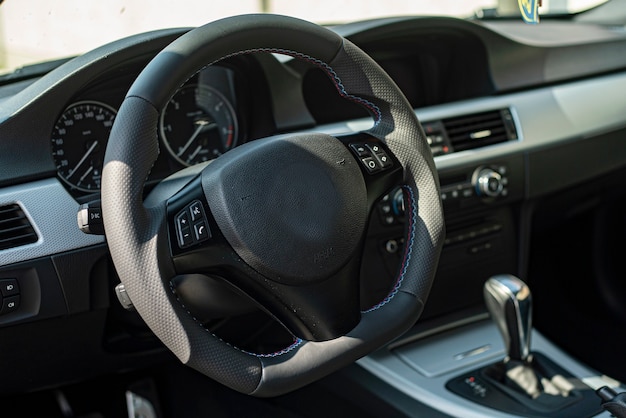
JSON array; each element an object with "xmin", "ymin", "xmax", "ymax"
[
  {"xmin": 443, "ymin": 109, "xmax": 518, "ymax": 152},
  {"xmin": 0, "ymin": 204, "xmax": 38, "ymax": 251}
]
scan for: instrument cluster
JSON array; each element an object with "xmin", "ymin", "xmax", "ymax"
[{"xmin": 50, "ymin": 65, "xmax": 239, "ymax": 194}]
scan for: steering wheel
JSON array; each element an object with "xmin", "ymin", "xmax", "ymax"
[{"xmin": 102, "ymin": 14, "xmax": 444, "ymax": 397}]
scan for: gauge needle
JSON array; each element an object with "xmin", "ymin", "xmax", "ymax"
[
  {"xmin": 78, "ymin": 165, "xmax": 94, "ymax": 184},
  {"xmin": 188, "ymin": 145, "xmax": 203, "ymax": 163},
  {"xmin": 67, "ymin": 141, "xmax": 98, "ymax": 180},
  {"xmin": 177, "ymin": 119, "xmax": 217, "ymax": 157}
]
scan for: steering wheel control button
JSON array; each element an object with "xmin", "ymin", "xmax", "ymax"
[
  {"xmin": 361, "ymin": 157, "xmax": 381, "ymax": 173},
  {"xmin": 175, "ymin": 200, "xmax": 211, "ymax": 249},
  {"xmin": 1, "ymin": 295, "xmax": 20, "ymax": 314},
  {"xmin": 176, "ymin": 211, "xmax": 190, "ymax": 228},
  {"xmin": 350, "ymin": 142, "xmax": 394, "ymax": 174},
  {"xmin": 376, "ymin": 151, "xmax": 392, "ymax": 168},
  {"xmin": 366, "ymin": 144, "xmax": 393, "ymax": 168},
  {"xmin": 0, "ymin": 279, "xmax": 19, "ymax": 297},
  {"xmin": 194, "ymin": 221, "xmax": 210, "ymax": 241},
  {"xmin": 189, "ymin": 201, "xmax": 203, "ymax": 221},
  {"xmin": 175, "ymin": 212, "xmax": 193, "ymax": 248},
  {"xmin": 350, "ymin": 143, "xmax": 369, "ymax": 157}
]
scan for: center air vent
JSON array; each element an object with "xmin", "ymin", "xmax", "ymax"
[
  {"xmin": 0, "ymin": 204, "xmax": 38, "ymax": 251},
  {"xmin": 443, "ymin": 109, "xmax": 518, "ymax": 152}
]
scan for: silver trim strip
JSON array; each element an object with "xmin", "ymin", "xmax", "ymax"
[
  {"xmin": 389, "ymin": 312, "xmax": 490, "ymax": 349},
  {"xmin": 0, "ymin": 178, "xmax": 104, "ymax": 267}
]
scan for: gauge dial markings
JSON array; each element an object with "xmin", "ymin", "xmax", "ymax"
[
  {"xmin": 177, "ymin": 118, "xmax": 217, "ymax": 158},
  {"xmin": 50, "ymin": 101, "xmax": 117, "ymax": 192},
  {"xmin": 67, "ymin": 140, "xmax": 98, "ymax": 180},
  {"xmin": 160, "ymin": 84, "xmax": 238, "ymax": 167}
]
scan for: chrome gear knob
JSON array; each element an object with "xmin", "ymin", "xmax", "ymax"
[{"xmin": 484, "ymin": 274, "xmax": 532, "ymax": 362}]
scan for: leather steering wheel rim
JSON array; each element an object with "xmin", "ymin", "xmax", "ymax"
[{"xmin": 102, "ymin": 14, "xmax": 444, "ymax": 397}]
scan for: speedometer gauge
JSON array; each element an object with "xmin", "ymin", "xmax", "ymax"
[
  {"xmin": 160, "ymin": 84, "xmax": 238, "ymax": 167},
  {"xmin": 50, "ymin": 101, "xmax": 116, "ymax": 192}
]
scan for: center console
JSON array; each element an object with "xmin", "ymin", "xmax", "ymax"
[
  {"xmin": 358, "ymin": 317, "xmax": 618, "ymax": 417},
  {"xmin": 357, "ymin": 273, "xmax": 620, "ymax": 417},
  {"xmin": 358, "ymin": 142, "xmax": 621, "ymax": 416}
]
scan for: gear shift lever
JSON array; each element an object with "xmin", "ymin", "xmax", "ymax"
[
  {"xmin": 448, "ymin": 275, "xmax": 597, "ymax": 414},
  {"xmin": 484, "ymin": 274, "xmax": 532, "ymax": 362}
]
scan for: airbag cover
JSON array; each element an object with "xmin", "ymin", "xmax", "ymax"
[{"xmin": 202, "ymin": 133, "xmax": 367, "ymax": 285}]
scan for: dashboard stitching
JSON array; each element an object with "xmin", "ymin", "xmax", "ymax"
[
  {"xmin": 167, "ymin": 281, "xmax": 302, "ymax": 358},
  {"xmin": 362, "ymin": 184, "xmax": 416, "ymax": 313}
]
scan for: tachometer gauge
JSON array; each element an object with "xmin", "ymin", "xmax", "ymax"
[
  {"xmin": 160, "ymin": 84, "xmax": 238, "ymax": 167},
  {"xmin": 50, "ymin": 101, "xmax": 116, "ymax": 192}
]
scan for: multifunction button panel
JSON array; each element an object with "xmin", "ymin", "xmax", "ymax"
[
  {"xmin": 350, "ymin": 143, "xmax": 393, "ymax": 174},
  {"xmin": 174, "ymin": 200, "xmax": 211, "ymax": 249},
  {"xmin": 0, "ymin": 278, "xmax": 20, "ymax": 315}
]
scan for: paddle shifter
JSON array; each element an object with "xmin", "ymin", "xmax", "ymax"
[{"xmin": 483, "ymin": 274, "xmax": 532, "ymax": 363}]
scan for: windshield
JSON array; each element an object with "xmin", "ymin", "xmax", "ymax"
[{"xmin": 0, "ymin": 0, "xmax": 608, "ymax": 74}]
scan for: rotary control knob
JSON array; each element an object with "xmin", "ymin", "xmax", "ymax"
[
  {"xmin": 473, "ymin": 167, "xmax": 503, "ymax": 197},
  {"xmin": 391, "ymin": 188, "xmax": 405, "ymax": 216}
]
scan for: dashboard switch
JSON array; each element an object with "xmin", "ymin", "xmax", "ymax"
[
  {"xmin": 0, "ymin": 279, "xmax": 19, "ymax": 297},
  {"xmin": 472, "ymin": 167, "xmax": 505, "ymax": 198},
  {"xmin": 1, "ymin": 295, "xmax": 20, "ymax": 314}
]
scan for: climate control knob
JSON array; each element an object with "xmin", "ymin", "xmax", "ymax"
[{"xmin": 473, "ymin": 167, "xmax": 503, "ymax": 197}]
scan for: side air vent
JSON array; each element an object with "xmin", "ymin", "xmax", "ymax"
[
  {"xmin": 443, "ymin": 109, "xmax": 518, "ymax": 152},
  {"xmin": 0, "ymin": 204, "xmax": 38, "ymax": 251}
]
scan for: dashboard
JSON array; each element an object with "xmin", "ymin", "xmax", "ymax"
[
  {"xmin": 0, "ymin": 13, "xmax": 626, "ymax": 413},
  {"xmin": 38, "ymin": 52, "xmax": 273, "ymax": 200}
]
